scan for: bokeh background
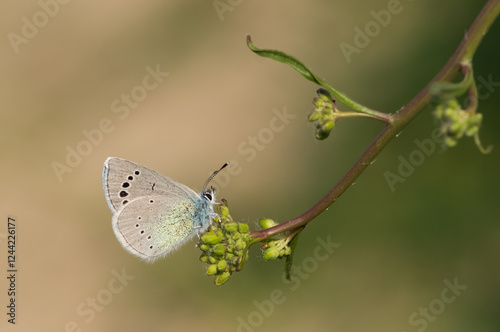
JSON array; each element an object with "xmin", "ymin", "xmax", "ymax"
[{"xmin": 1, "ymin": 1, "xmax": 499, "ymax": 331}]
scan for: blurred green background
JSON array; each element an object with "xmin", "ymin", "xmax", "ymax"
[{"xmin": 1, "ymin": 1, "xmax": 499, "ymax": 331}]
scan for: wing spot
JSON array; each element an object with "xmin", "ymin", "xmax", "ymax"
[
  {"xmin": 149, "ymin": 199, "xmax": 154, "ymax": 204},
  {"xmin": 140, "ymin": 230, "xmax": 145, "ymax": 234},
  {"xmin": 122, "ymin": 200, "xmax": 129, "ymax": 205},
  {"xmin": 147, "ymin": 236, "xmax": 151, "ymax": 240},
  {"xmin": 135, "ymin": 223, "xmax": 139, "ymax": 227},
  {"xmin": 134, "ymin": 170, "xmax": 140, "ymax": 175},
  {"xmin": 122, "ymin": 182, "xmax": 130, "ymax": 188},
  {"xmin": 149, "ymin": 245, "xmax": 153, "ymax": 249},
  {"xmin": 119, "ymin": 191, "xmax": 129, "ymax": 197},
  {"xmin": 128, "ymin": 175, "xmax": 134, "ymax": 181}
]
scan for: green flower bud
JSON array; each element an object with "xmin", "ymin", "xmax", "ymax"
[
  {"xmin": 199, "ymin": 254, "xmax": 208, "ymax": 263},
  {"xmin": 465, "ymin": 125, "xmax": 479, "ymax": 136},
  {"xmin": 206, "ymin": 264, "xmax": 218, "ymax": 276},
  {"xmin": 217, "ymin": 260, "xmax": 228, "ymax": 271},
  {"xmin": 215, "ymin": 272, "xmax": 231, "ymax": 286},
  {"xmin": 450, "ymin": 121, "xmax": 464, "ymax": 134},
  {"xmin": 213, "ymin": 243, "xmax": 226, "ymax": 256},
  {"xmin": 263, "ymin": 247, "xmax": 280, "ymax": 260},
  {"xmin": 201, "ymin": 231, "xmax": 223, "ymax": 245},
  {"xmin": 267, "ymin": 240, "xmax": 278, "ymax": 247},
  {"xmin": 234, "ymin": 239, "xmax": 246, "ymax": 251},
  {"xmin": 209, "ymin": 256, "xmax": 218, "ymax": 264},
  {"xmin": 218, "ymin": 205, "xmax": 230, "ymax": 218},
  {"xmin": 238, "ymin": 223, "xmax": 249, "ymax": 233},
  {"xmin": 199, "ymin": 244, "xmax": 211, "ymax": 251},
  {"xmin": 259, "ymin": 218, "xmax": 277, "ymax": 229},
  {"xmin": 321, "ymin": 119, "xmax": 335, "ymax": 132},
  {"xmin": 223, "ymin": 222, "xmax": 238, "ymax": 233},
  {"xmin": 465, "ymin": 114, "xmax": 482, "ymax": 136},
  {"xmin": 308, "ymin": 110, "xmax": 321, "ymax": 122},
  {"xmin": 445, "ymin": 136, "xmax": 458, "ymax": 147},
  {"xmin": 315, "ymin": 126, "xmax": 331, "ymax": 140},
  {"xmin": 434, "ymin": 104, "xmax": 444, "ymax": 119},
  {"xmin": 317, "ymin": 88, "xmax": 333, "ymax": 102},
  {"xmin": 470, "ymin": 113, "xmax": 482, "ymax": 124},
  {"xmin": 312, "ymin": 97, "xmax": 324, "ymax": 108}
]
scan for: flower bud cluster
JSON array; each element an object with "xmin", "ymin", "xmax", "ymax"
[
  {"xmin": 434, "ymin": 99, "xmax": 483, "ymax": 148},
  {"xmin": 308, "ymin": 88, "xmax": 338, "ymax": 140},
  {"xmin": 198, "ymin": 204, "xmax": 250, "ymax": 286},
  {"xmin": 258, "ymin": 219, "xmax": 292, "ymax": 260}
]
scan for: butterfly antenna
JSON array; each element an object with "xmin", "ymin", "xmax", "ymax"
[{"xmin": 203, "ymin": 162, "xmax": 229, "ymax": 191}]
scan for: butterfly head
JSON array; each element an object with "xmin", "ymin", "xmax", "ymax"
[{"xmin": 202, "ymin": 186, "xmax": 216, "ymax": 204}]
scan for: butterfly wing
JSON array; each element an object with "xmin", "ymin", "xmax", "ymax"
[
  {"xmin": 102, "ymin": 157, "xmax": 198, "ymax": 213},
  {"xmin": 112, "ymin": 195, "xmax": 199, "ymax": 262}
]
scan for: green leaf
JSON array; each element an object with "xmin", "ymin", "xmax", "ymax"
[
  {"xmin": 284, "ymin": 227, "xmax": 304, "ymax": 281},
  {"xmin": 246, "ymin": 35, "xmax": 389, "ymax": 120},
  {"xmin": 246, "ymin": 35, "xmax": 322, "ymax": 85}
]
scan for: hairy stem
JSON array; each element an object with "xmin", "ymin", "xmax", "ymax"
[{"xmin": 250, "ymin": 0, "xmax": 500, "ymax": 241}]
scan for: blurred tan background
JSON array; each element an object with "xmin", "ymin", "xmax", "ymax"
[{"xmin": 1, "ymin": 1, "xmax": 500, "ymax": 331}]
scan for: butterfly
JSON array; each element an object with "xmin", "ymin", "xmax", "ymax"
[{"xmin": 102, "ymin": 157, "xmax": 227, "ymax": 262}]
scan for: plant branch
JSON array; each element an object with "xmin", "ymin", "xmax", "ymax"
[
  {"xmin": 250, "ymin": 0, "xmax": 500, "ymax": 241},
  {"xmin": 337, "ymin": 111, "xmax": 393, "ymax": 123}
]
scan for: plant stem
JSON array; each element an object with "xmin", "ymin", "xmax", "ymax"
[
  {"xmin": 337, "ymin": 111, "xmax": 393, "ymax": 123},
  {"xmin": 250, "ymin": 0, "xmax": 500, "ymax": 241}
]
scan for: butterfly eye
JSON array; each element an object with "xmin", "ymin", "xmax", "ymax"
[{"xmin": 203, "ymin": 192, "xmax": 212, "ymax": 201}]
